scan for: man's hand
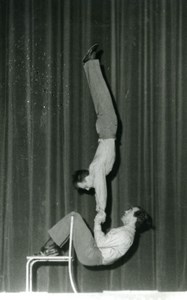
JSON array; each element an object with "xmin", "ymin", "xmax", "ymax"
[
  {"xmin": 94, "ymin": 210, "xmax": 106, "ymax": 224},
  {"xmin": 96, "ymin": 204, "xmax": 100, "ymax": 213}
]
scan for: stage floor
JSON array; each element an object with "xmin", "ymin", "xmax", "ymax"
[{"xmin": 1, "ymin": 291, "xmax": 187, "ymax": 300}]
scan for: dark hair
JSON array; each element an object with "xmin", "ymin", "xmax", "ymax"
[
  {"xmin": 72, "ymin": 170, "xmax": 89, "ymax": 189},
  {"xmin": 134, "ymin": 207, "xmax": 152, "ymax": 233}
]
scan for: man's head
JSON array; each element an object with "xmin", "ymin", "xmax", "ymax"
[
  {"xmin": 72, "ymin": 170, "xmax": 93, "ymax": 191},
  {"xmin": 121, "ymin": 206, "xmax": 152, "ymax": 232}
]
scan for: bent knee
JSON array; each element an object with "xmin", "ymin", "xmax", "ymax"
[{"xmin": 71, "ymin": 211, "xmax": 82, "ymax": 219}]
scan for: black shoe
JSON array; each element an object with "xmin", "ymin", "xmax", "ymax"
[
  {"xmin": 82, "ymin": 43, "xmax": 99, "ymax": 64},
  {"xmin": 35, "ymin": 245, "xmax": 61, "ymax": 256}
]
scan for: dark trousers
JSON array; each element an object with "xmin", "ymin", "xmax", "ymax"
[{"xmin": 84, "ymin": 60, "xmax": 117, "ymax": 139}]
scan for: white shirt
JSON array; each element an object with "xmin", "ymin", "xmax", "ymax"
[
  {"xmin": 94, "ymin": 222, "xmax": 135, "ymax": 265},
  {"xmin": 89, "ymin": 138, "xmax": 115, "ymax": 211}
]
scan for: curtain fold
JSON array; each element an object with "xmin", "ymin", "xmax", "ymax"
[{"xmin": 0, "ymin": 0, "xmax": 187, "ymax": 292}]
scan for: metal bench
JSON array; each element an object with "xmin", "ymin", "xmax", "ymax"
[{"xmin": 26, "ymin": 215, "xmax": 78, "ymax": 293}]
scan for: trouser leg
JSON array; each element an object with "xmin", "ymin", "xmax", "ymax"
[
  {"xmin": 48, "ymin": 212, "xmax": 103, "ymax": 266},
  {"xmin": 84, "ymin": 60, "xmax": 117, "ymax": 139},
  {"xmin": 48, "ymin": 212, "xmax": 73, "ymax": 247}
]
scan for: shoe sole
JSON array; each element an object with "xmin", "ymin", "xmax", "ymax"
[{"xmin": 82, "ymin": 43, "xmax": 99, "ymax": 63}]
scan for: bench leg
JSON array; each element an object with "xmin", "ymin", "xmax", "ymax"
[{"xmin": 26, "ymin": 258, "xmax": 37, "ymax": 292}]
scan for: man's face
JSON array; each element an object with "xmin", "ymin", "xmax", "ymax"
[
  {"xmin": 121, "ymin": 207, "xmax": 139, "ymax": 225},
  {"xmin": 77, "ymin": 176, "xmax": 92, "ymax": 191}
]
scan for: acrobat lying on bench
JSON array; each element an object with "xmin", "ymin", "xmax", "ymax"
[
  {"xmin": 34, "ymin": 208, "xmax": 151, "ymax": 266},
  {"xmin": 26, "ymin": 207, "xmax": 151, "ymax": 292}
]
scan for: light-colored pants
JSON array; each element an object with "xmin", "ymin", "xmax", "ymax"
[
  {"xmin": 48, "ymin": 212, "xmax": 103, "ymax": 266},
  {"xmin": 84, "ymin": 60, "xmax": 117, "ymax": 139}
]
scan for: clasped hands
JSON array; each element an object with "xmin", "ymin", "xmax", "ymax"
[{"xmin": 94, "ymin": 209, "xmax": 106, "ymax": 224}]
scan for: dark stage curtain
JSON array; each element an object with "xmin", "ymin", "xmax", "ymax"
[{"xmin": 0, "ymin": 0, "xmax": 187, "ymax": 293}]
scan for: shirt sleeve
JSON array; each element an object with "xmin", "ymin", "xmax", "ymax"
[{"xmin": 94, "ymin": 217, "xmax": 106, "ymax": 247}]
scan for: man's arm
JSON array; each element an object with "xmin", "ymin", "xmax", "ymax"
[
  {"xmin": 94, "ymin": 210, "xmax": 107, "ymax": 247},
  {"xmin": 94, "ymin": 169, "xmax": 107, "ymax": 212}
]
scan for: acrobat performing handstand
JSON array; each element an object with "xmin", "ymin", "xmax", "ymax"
[
  {"xmin": 36, "ymin": 46, "xmax": 152, "ymax": 265},
  {"xmin": 73, "ymin": 44, "xmax": 118, "ymax": 218},
  {"xmin": 36, "ymin": 208, "xmax": 152, "ymax": 266}
]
